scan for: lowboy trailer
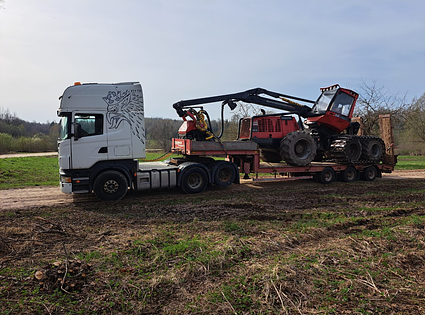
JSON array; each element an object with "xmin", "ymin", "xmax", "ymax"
[{"xmin": 171, "ymin": 113, "xmax": 396, "ymax": 186}]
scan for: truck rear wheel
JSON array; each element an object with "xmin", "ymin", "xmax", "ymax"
[
  {"xmin": 180, "ymin": 167, "xmax": 208, "ymax": 194},
  {"xmin": 280, "ymin": 131, "xmax": 316, "ymax": 166},
  {"xmin": 213, "ymin": 162, "xmax": 236, "ymax": 187},
  {"xmin": 93, "ymin": 170, "xmax": 128, "ymax": 201}
]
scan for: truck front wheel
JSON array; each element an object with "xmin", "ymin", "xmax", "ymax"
[
  {"xmin": 180, "ymin": 167, "xmax": 208, "ymax": 194},
  {"xmin": 93, "ymin": 170, "xmax": 129, "ymax": 201}
]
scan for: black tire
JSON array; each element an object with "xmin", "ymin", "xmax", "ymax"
[
  {"xmin": 280, "ymin": 131, "xmax": 316, "ymax": 166},
  {"xmin": 213, "ymin": 162, "xmax": 236, "ymax": 188},
  {"xmin": 341, "ymin": 166, "xmax": 357, "ymax": 182},
  {"xmin": 361, "ymin": 138, "xmax": 385, "ymax": 161},
  {"xmin": 259, "ymin": 149, "xmax": 281, "ymax": 163},
  {"xmin": 362, "ymin": 166, "xmax": 377, "ymax": 181},
  {"xmin": 180, "ymin": 167, "xmax": 208, "ymax": 194},
  {"xmin": 318, "ymin": 167, "xmax": 335, "ymax": 184},
  {"xmin": 93, "ymin": 170, "xmax": 128, "ymax": 201},
  {"xmin": 345, "ymin": 138, "xmax": 362, "ymax": 162}
]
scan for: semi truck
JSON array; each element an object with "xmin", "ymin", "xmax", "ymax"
[{"xmin": 57, "ymin": 82, "xmax": 396, "ymax": 201}]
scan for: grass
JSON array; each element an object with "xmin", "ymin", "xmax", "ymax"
[
  {"xmin": 394, "ymin": 155, "xmax": 425, "ymax": 170},
  {"xmin": 0, "ymin": 156, "xmax": 59, "ymax": 189},
  {"xmin": 0, "ymin": 152, "xmax": 180, "ymax": 190}
]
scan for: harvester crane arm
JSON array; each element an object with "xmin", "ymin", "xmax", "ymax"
[{"xmin": 173, "ymin": 88, "xmax": 316, "ymax": 118}]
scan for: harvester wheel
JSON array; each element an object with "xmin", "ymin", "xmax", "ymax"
[
  {"xmin": 341, "ymin": 166, "xmax": 357, "ymax": 182},
  {"xmin": 346, "ymin": 138, "xmax": 362, "ymax": 162},
  {"xmin": 318, "ymin": 167, "xmax": 335, "ymax": 184},
  {"xmin": 361, "ymin": 138, "xmax": 385, "ymax": 162},
  {"xmin": 280, "ymin": 131, "xmax": 316, "ymax": 166},
  {"xmin": 329, "ymin": 136, "xmax": 361, "ymax": 163}
]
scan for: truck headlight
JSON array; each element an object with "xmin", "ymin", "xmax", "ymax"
[{"xmin": 61, "ymin": 176, "xmax": 72, "ymax": 183}]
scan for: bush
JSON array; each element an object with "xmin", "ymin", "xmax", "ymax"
[
  {"xmin": 0, "ymin": 133, "xmax": 14, "ymax": 154},
  {"xmin": 0, "ymin": 133, "xmax": 57, "ymax": 154}
]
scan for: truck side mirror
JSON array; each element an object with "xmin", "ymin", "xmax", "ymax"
[
  {"xmin": 73, "ymin": 123, "xmax": 82, "ymax": 140},
  {"xmin": 227, "ymin": 101, "xmax": 237, "ymax": 110}
]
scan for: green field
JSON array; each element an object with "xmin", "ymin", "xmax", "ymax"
[
  {"xmin": 0, "ymin": 152, "xmax": 179, "ymax": 190},
  {"xmin": 0, "ymin": 156, "xmax": 59, "ymax": 189},
  {"xmin": 0, "ymin": 154, "xmax": 423, "ymax": 190},
  {"xmin": 394, "ymin": 155, "xmax": 425, "ymax": 170}
]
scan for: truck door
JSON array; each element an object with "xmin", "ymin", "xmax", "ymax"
[{"xmin": 71, "ymin": 113, "xmax": 108, "ymax": 169}]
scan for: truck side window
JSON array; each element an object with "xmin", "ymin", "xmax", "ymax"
[{"xmin": 74, "ymin": 114, "xmax": 103, "ymax": 137}]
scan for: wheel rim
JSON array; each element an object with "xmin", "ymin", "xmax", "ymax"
[
  {"xmin": 366, "ymin": 168, "xmax": 376, "ymax": 180},
  {"xmin": 324, "ymin": 171, "xmax": 332, "ymax": 182},
  {"xmin": 294, "ymin": 139, "xmax": 311, "ymax": 159},
  {"xmin": 103, "ymin": 179, "xmax": 119, "ymax": 194},
  {"xmin": 187, "ymin": 173, "xmax": 203, "ymax": 189},
  {"xmin": 346, "ymin": 169, "xmax": 356, "ymax": 181},
  {"xmin": 218, "ymin": 168, "xmax": 232, "ymax": 183},
  {"xmin": 371, "ymin": 143, "xmax": 382, "ymax": 158},
  {"xmin": 346, "ymin": 139, "xmax": 361, "ymax": 161}
]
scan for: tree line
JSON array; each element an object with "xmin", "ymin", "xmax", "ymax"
[
  {"xmin": 1, "ymin": 82, "xmax": 424, "ymax": 155},
  {"xmin": 0, "ymin": 108, "xmax": 59, "ymax": 154}
]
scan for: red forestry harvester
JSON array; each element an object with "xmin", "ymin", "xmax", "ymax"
[{"xmin": 173, "ymin": 84, "xmax": 385, "ymax": 167}]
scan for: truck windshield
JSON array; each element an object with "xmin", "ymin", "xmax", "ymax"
[
  {"xmin": 312, "ymin": 90, "xmax": 337, "ymax": 115},
  {"xmin": 59, "ymin": 113, "xmax": 71, "ymax": 140}
]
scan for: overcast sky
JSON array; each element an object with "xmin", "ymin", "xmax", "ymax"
[{"xmin": 0, "ymin": 0, "xmax": 424, "ymax": 123}]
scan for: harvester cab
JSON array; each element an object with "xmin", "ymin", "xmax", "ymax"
[{"xmin": 307, "ymin": 84, "xmax": 359, "ymax": 134}]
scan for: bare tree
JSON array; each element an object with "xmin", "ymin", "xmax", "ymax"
[
  {"xmin": 146, "ymin": 118, "xmax": 180, "ymax": 151},
  {"xmin": 354, "ymin": 80, "xmax": 408, "ymax": 136}
]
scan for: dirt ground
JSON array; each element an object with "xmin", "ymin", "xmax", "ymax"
[
  {"xmin": 1, "ymin": 170, "xmax": 424, "ymax": 211},
  {"xmin": 1, "ymin": 172, "xmax": 425, "ymax": 314}
]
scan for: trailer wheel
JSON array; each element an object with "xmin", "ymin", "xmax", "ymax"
[
  {"xmin": 362, "ymin": 166, "xmax": 377, "ymax": 181},
  {"xmin": 181, "ymin": 167, "xmax": 208, "ymax": 194},
  {"xmin": 280, "ymin": 131, "xmax": 316, "ymax": 166},
  {"xmin": 318, "ymin": 167, "xmax": 335, "ymax": 184},
  {"xmin": 341, "ymin": 166, "xmax": 357, "ymax": 182},
  {"xmin": 213, "ymin": 162, "xmax": 236, "ymax": 187},
  {"xmin": 93, "ymin": 170, "xmax": 128, "ymax": 201}
]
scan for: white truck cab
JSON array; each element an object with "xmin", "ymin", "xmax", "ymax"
[
  {"xmin": 57, "ymin": 82, "xmax": 239, "ymax": 201},
  {"xmin": 58, "ymin": 82, "xmax": 150, "ymax": 199},
  {"xmin": 58, "ymin": 82, "xmax": 145, "ymax": 168}
]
